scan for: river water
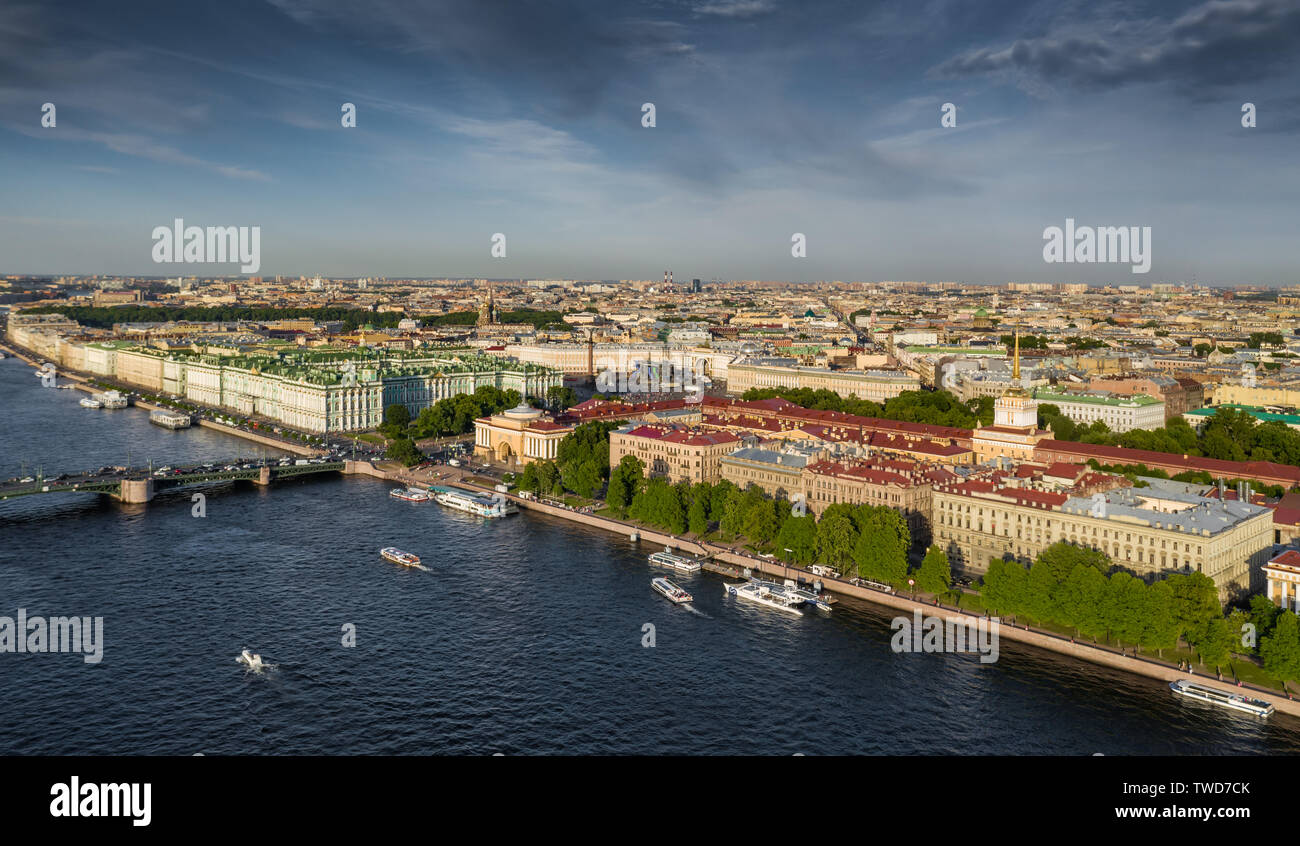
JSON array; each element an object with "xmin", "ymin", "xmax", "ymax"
[{"xmin": 2, "ymin": 356, "xmax": 1298, "ymax": 755}]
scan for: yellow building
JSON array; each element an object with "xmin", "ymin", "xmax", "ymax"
[{"xmin": 473, "ymin": 403, "xmax": 572, "ymax": 467}]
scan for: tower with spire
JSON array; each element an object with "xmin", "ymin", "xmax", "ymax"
[
  {"xmin": 971, "ymin": 325, "xmax": 1049, "ymax": 464},
  {"xmin": 477, "ymin": 284, "xmax": 497, "ymax": 327}
]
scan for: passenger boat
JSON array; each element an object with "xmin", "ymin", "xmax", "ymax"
[
  {"xmin": 430, "ymin": 486, "xmax": 516, "ymax": 517},
  {"xmin": 380, "ymin": 547, "xmax": 421, "ymax": 567},
  {"xmin": 723, "ymin": 579, "xmax": 805, "ymax": 616},
  {"xmin": 770, "ymin": 580, "xmax": 836, "ymax": 612},
  {"xmin": 652, "ymin": 577, "xmax": 693, "ymax": 604},
  {"xmin": 79, "ymin": 397, "xmax": 102, "ymax": 408},
  {"xmin": 149, "ymin": 408, "xmax": 192, "ymax": 429},
  {"xmin": 648, "ymin": 549, "xmax": 703, "ymax": 573},
  {"xmin": 1169, "ymin": 679, "xmax": 1274, "ymax": 717},
  {"xmin": 389, "ymin": 487, "xmax": 430, "ymax": 502},
  {"xmin": 94, "ymin": 390, "xmax": 128, "ymax": 409}
]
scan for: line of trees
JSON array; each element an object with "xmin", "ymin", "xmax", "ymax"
[
  {"xmin": 741, "ymin": 387, "xmax": 994, "ymax": 428},
  {"xmin": 1041, "ymin": 403, "xmax": 1300, "ymax": 471}
]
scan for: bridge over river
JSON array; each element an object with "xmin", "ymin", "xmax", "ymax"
[{"xmin": 0, "ymin": 459, "xmax": 349, "ymax": 504}]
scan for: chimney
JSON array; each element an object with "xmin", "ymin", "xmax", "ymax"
[{"xmin": 1218, "ymin": 478, "xmax": 1226, "ymax": 501}]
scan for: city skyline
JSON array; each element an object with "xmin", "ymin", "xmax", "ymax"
[{"xmin": 3, "ymin": 0, "xmax": 1300, "ymax": 283}]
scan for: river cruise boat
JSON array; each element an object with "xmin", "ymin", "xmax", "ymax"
[
  {"xmin": 94, "ymin": 390, "xmax": 128, "ymax": 409},
  {"xmin": 149, "ymin": 408, "xmax": 192, "ymax": 429},
  {"xmin": 380, "ymin": 547, "xmax": 421, "ymax": 567},
  {"xmin": 724, "ymin": 579, "xmax": 805, "ymax": 616},
  {"xmin": 648, "ymin": 549, "xmax": 703, "ymax": 573},
  {"xmin": 79, "ymin": 397, "xmax": 102, "ymax": 408},
  {"xmin": 652, "ymin": 577, "xmax": 693, "ymax": 604},
  {"xmin": 389, "ymin": 487, "xmax": 431, "ymax": 502},
  {"xmin": 430, "ymin": 486, "xmax": 517, "ymax": 517},
  {"xmin": 767, "ymin": 580, "xmax": 836, "ymax": 612},
  {"xmin": 1169, "ymin": 679, "xmax": 1274, "ymax": 717}
]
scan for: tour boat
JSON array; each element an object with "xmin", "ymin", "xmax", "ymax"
[
  {"xmin": 94, "ymin": 390, "xmax": 128, "ymax": 409},
  {"xmin": 380, "ymin": 547, "xmax": 421, "ymax": 567},
  {"xmin": 79, "ymin": 397, "xmax": 102, "ymax": 408},
  {"xmin": 389, "ymin": 487, "xmax": 430, "ymax": 502},
  {"xmin": 772, "ymin": 580, "xmax": 836, "ymax": 612},
  {"xmin": 1169, "ymin": 679, "xmax": 1274, "ymax": 717},
  {"xmin": 648, "ymin": 549, "xmax": 703, "ymax": 573},
  {"xmin": 652, "ymin": 577, "xmax": 693, "ymax": 604},
  {"xmin": 724, "ymin": 579, "xmax": 805, "ymax": 616},
  {"xmin": 430, "ymin": 486, "xmax": 516, "ymax": 517},
  {"xmin": 236, "ymin": 649, "xmax": 264, "ymax": 671}
]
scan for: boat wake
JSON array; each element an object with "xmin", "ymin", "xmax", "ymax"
[
  {"xmin": 683, "ymin": 604, "xmax": 710, "ymax": 618},
  {"xmin": 410, "ymin": 563, "xmax": 432, "ymax": 572}
]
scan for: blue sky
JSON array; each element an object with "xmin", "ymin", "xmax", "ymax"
[{"xmin": 3, "ymin": 0, "xmax": 1299, "ymax": 283}]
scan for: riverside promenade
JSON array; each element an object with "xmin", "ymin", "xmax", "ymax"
[{"xmin": 370, "ymin": 462, "xmax": 1300, "ymax": 720}]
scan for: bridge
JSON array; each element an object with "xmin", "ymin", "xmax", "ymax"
[{"xmin": 0, "ymin": 459, "xmax": 348, "ymax": 504}]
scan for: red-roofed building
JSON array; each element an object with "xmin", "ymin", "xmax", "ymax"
[{"xmin": 609, "ymin": 423, "xmax": 742, "ymax": 484}]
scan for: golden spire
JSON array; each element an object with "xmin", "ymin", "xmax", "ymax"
[{"xmin": 1013, "ymin": 327, "xmax": 1020, "ymax": 381}]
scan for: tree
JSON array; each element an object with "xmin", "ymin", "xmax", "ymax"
[
  {"xmin": 1261, "ymin": 611, "xmax": 1300, "ymax": 684},
  {"xmin": 1036, "ymin": 541, "xmax": 1110, "ymax": 582},
  {"xmin": 1055, "ymin": 564, "xmax": 1107, "ymax": 638},
  {"xmin": 547, "ymin": 385, "xmax": 577, "ymax": 411},
  {"xmin": 776, "ymin": 514, "xmax": 817, "ymax": 564},
  {"xmin": 385, "ymin": 436, "xmax": 422, "ymax": 467},
  {"xmin": 688, "ymin": 495, "xmax": 709, "ymax": 535},
  {"xmin": 814, "ymin": 507, "xmax": 859, "ymax": 573},
  {"xmin": 913, "ymin": 546, "xmax": 952, "ymax": 597},
  {"xmin": 1141, "ymin": 581, "xmax": 1181, "ymax": 657},
  {"xmin": 384, "ymin": 403, "xmax": 411, "ymax": 429}
]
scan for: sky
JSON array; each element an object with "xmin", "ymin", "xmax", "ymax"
[{"xmin": 2, "ymin": 0, "xmax": 1299, "ymax": 284}]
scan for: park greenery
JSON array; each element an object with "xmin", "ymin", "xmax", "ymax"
[
  {"xmin": 1040, "ymin": 404, "xmax": 1300, "ymax": 471},
  {"xmin": 1000, "ymin": 334, "xmax": 1106, "ymax": 351},
  {"xmin": 740, "ymin": 386, "xmax": 995, "ymax": 428},
  {"xmin": 982, "ymin": 542, "xmax": 1300, "ymax": 685}
]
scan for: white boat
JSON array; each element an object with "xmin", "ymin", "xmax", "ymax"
[
  {"xmin": 389, "ymin": 487, "xmax": 430, "ymax": 502},
  {"xmin": 431, "ymin": 486, "xmax": 516, "ymax": 517},
  {"xmin": 652, "ymin": 577, "xmax": 693, "ymax": 604},
  {"xmin": 771, "ymin": 580, "xmax": 836, "ymax": 612},
  {"xmin": 724, "ymin": 580, "xmax": 805, "ymax": 616},
  {"xmin": 149, "ymin": 408, "xmax": 191, "ymax": 429},
  {"xmin": 79, "ymin": 397, "xmax": 102, "ymax": 408},
  {"xmin": 380, "ymin": 546, "xmax": 421, "ymax": 567},
  {"xmin": 94, "ymin": 390, "xmax": 128, "ymax": 409},
  {"xmin": 648, "ymin": 549, "xmax": 703, "ymax": 573},
  {"xmin": 236, "ymin": 649, "xmax": 264, "ymax": 671},
  {"xmin": 1169, "ymin": 679, "xmax": 1274, "ymax": 717}
]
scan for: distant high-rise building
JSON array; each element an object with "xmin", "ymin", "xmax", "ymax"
[{"xmin": 691, "ymin": 278, "xmax": 702, "ymax": 293}]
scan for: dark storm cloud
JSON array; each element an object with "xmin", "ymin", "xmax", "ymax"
[
  {"xmin": 267, "ymin": 0, "xmax": 696, "ymax": 118},
  {"xmin": 931, "ymin": 0, "xmax": 1300, "ymax": 96}
]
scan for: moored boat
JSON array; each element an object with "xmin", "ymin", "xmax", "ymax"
[
  {"xmin": 724, "ymin": 579, "xmax": 805, "ymax": 616},
  {"xmin": 380, "ymin": 546, "xmax": 421, "ymax": 567},
  {"xmin": 430, "ymin": 486, "xmax": 516, "ymax": 517},
  {"xmin": 648, "ymin": 549, "xmax": 703, "ymax": 573},
  {"xmin": 389, "ymin": 487, "xmax": 430, "ymax": 502},
  {"xmin": 652, "ymin": 577, "xmax": 693, "ymax": 604},
  {"xmin": 1169, "ymin": 679, "xmax": 1274, "ymax": 717},
  {"xmin": 79, "ymin": 397, "xmax": 102, "ymax": 409}
]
